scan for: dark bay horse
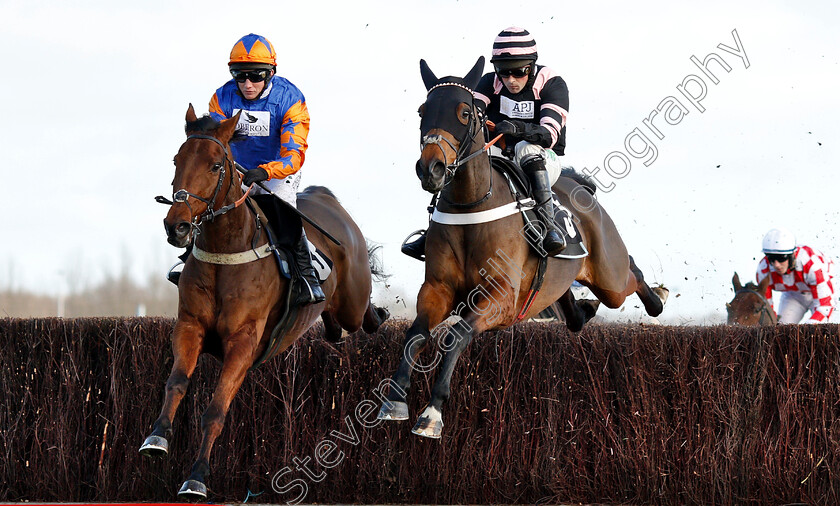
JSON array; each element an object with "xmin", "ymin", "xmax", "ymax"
[
  {"xmin": 727, "ymin": 272, "xmax": 776, "ymax": 325},
  {"xmin": 377, "ymin": 57, "xmax": 668, "ymax": 438},
  {"xmin": 139, "ymin": 104, "xmax": 389, "ymax": 499}
]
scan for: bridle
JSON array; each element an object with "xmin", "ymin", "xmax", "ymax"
[
  {"xmin": 420, "ymin": 82, "xmax": 499, "ymax": 209},
  {"xmin": 732, "ymin": 287, "xmax": 776, "ymax": 325},
  {"xmin": 157, "ymin": 134, "xmax": 250, "ymax": 237}
]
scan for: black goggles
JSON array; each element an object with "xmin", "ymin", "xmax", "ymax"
[
  {"xmin": 766, "ymin": 253, "xmax": 790, "ymax": 263},
  {"xmin": 495, "ymin": 65, "xmax": 531, "ymax": 78},
  {"xmin": 230, "ymin": 69, "xmax": 271, "ymax": 83}
]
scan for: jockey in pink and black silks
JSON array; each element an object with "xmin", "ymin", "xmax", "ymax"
[
  {"xmin": 473, "ymin": 27, "xmax": 569, "ymax": 159},
  {"xmin": 756, "ymin": 228, "xmax": 836, "ymax": 324},
  {"xmin": 400, "ymin": 27, "xmax": 594, "ymax": 262}
]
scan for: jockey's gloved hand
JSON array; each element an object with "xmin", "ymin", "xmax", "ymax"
[
  {"xmin": 495, "ymin": 120, "xmax": 526, "ymax": 138},
  {"xmin": 242, "ymin": 167, "xmax": 269, "ymax": 186}
]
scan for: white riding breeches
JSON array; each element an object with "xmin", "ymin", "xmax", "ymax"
[
  {"xmin": 490, "ymin": 142, "xmax": 562, "ymax": 185},
  {"xmin": 245, "ymin": 170, "xmax": 302, "ymax": 208}
]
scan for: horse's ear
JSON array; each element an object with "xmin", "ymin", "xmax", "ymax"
[
  {"xmin": 186, "ymin": 103, "xmax": 198, "ymax": 123},
  {"xmin": 420, "ymin": 59, "xmax": 438, "ymax": 90},
  {"xmin": 216, "ymin": 110, "xmax": 242, "ymax": 142},
  {"xmin": 732, "ymin": 272, "xmax": 742, "ymax": 291},
  {"xmin": 464, "ymin": 56, "xmax": 485, "ymax": 90}
]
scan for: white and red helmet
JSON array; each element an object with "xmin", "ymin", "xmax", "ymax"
[{"xmin": 762, "ymin": 228, "xmax": 796, "ymax": 255}]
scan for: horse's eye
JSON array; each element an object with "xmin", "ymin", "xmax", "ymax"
[
  {"xmin": 211, "ymin": 162, "xmax": 223, "ymax": 172},
  {"xmin": 460, "ymin": 108, "xmax": 470, "ymax": 119}
]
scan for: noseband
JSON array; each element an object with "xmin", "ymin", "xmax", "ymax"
[{"xmin": 420, "ymin": 82, "xmax": 495, "ymax": 209}]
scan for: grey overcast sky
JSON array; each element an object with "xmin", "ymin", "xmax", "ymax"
[{"xmin": 1, "ymin": 0, "xmax": 837, "ymax": 323}]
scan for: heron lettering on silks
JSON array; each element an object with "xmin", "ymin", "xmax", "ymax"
[
  {"xmin": 405, "ymin": 247, "xmax": 526, "ymax": 374},
  {"xmin": 581, "ymin": 28, "xmax": 750, "ymax": 193},
  {"xmin": 271, "ymin": 378, "xmax": 406, "ymax": 505}
]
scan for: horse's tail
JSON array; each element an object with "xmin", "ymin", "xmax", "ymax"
[{"xmin": 366, "ymin": 241, "xmax": 390, "ymax": 283}]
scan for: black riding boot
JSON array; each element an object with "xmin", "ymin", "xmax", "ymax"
[
  {"xmin": 292, "ymin": 229, "xmax": 326, "ymax": 306},
  {"xmin": 522, "ymin": 154, "xmax": 566, "ymax": 256},
  {"xmin": 401, "ymin": 230, "xmax": 427, "ymax": 261},
  {"xmin": 167, "ymin": 244, "xmax": 193, "ymax": 286}
]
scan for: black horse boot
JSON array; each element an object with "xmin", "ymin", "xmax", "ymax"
[
  {"xmin": 522, "ymin": 154, "xmax": 566, "ymax": 256},
  {"xmin": 401, "ymin": 230, "xmax": 427, "ymax": 261},
  {"xmin": 292, "ymin": 229, "xmax": 326, "ymax": 306},
  {"xmin": 167, "ymin": 244, "xmax": 193, "ymax": 286}
]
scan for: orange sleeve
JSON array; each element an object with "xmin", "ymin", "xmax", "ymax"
[{"xmin": 260, "ymin": 100, "xmax": 309, "ymax": 180}]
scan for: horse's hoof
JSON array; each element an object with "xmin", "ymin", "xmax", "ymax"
[
  {"xmin": 377, "ymin": 400, "xmax": 409, "ymax": 421},
  {"xmin": 139, "ymin": 435, "xmax": 169, "ymax": 458},
  {"xmin": 411, "ymin": 406, "xmax": 443, "ymax": 439},
  {"xmin": 177, "ymin": 479, "xmax": 207, "ymax": 500},
  {"xmin": 653, "ymin": 286, "xmax": 670, "ymax": 304}
]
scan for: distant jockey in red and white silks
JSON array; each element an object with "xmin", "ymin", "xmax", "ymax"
[{"xmin": 756, "ymin": 228, "xmax": 836, "ymax": 324}]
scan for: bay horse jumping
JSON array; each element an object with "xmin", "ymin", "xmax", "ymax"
[
  {"xmin": 377, "ymin": 57, "xmax": 668, "ymax": 438},
  {"xmin": 727, "ymin": 272, "xmax": 776, "ymax": 325},
  {"xmin": 139, "ymin": 104, "xmax": 389, "ymax": 499}
]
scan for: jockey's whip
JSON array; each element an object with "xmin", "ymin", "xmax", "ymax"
[{"xmin": 234, "ymin": 162, "xmax": 342, "ymax": 246}]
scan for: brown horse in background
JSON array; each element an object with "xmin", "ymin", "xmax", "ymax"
[
  {"xmin": 139, "ymin": 104, "xmax": 389, "ymax": 499},
  {"xmin": 377, "ymin": 57, "xmax": 668, "ymax": 438},
  {"xmin": 727, "ymin": 272, "xmax": 776, "ymax": 325}
]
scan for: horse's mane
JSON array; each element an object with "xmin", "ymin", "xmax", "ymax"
[
  {"xmin": 186, "ymin": 114, "xmax": 247, "ymax": 142},
  {"xmin": 301, "ymin": 185, "xmax": 339, "ymax": 201},
  {"xmin": 185, "ymin": 114, "xmax": 220, "ymax": 133}
]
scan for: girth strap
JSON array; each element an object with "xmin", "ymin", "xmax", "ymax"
[{"xmin": 192, "ymin": 243, "xmax": 274, "ymax": 265}]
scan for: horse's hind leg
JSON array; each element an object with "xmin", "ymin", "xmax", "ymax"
[
  {"xmin": 558, "ymin": 288, "xmax": 600, "ymax": 332},
  {"xmin": 178, "ymin": 334, "xmax": 254, "ymax": 499},
  {"xmin": 362, "ymin": 301, "xmax": 390, "ymax": 333},
  {"xmin": 139, "ymin": 321, "xmax": 203, "ymax": 458},
  {"xmin": 629, "ymin": 255, "xmax": 668, "ymax": 317},
  {"xmin": 321, "ymin": 311, "xmax": 343, "ymax": 343}
]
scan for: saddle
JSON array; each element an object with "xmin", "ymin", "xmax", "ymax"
[
  {"xmin": 490, "ymin": 155, "xmax": 588, "ymax": 260},
  {"xmin": 248, "ymin": 194, "xmax": 333, "ymax": 283}
]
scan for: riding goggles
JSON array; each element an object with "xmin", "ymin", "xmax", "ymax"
[
  {"xmin": 495, "ymin": 65, "xmax": 531, "ymax": 78},
  {"xmin": 766, "ymin": 253, "xmax": 790, "ymax": 263},
  {"xmin": 230, "ymin": 69, "xmax": 271, "ymax": 83}
]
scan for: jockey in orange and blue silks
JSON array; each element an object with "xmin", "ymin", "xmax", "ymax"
[
  {"xmin": 208, "ymin": 33, "xmax": 310, "ymax": 210},
  {"xmin": 168, "ymin": 33, "xmax": 324, "ymax": 305}
]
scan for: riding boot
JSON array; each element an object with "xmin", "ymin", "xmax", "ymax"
[
  {"xmin": 292, "ymin": 229, "xmax": 326, "ymax": 306},
  {"xmin": 167, "ymin": 244, "xmax": 193, "ymax": 286},
  {"xmin": 522, "ymin": 154, "xmax": 566, "ymax": 256},
  {"xmin": 401, "ymin": 230, "xmax": 427, "ymax": 261}
]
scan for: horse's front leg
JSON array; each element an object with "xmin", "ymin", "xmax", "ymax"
[
  {"xmin": 411, "ymin": 314, "xmax": 477, "ymax": 439},
  {"xmin": 178, "ymin": 329, "xmax": 255, "ymax": 500},
  {"xmin": 378, "ymin": 281, "xmax": 453, "ymax": 421},
  {"xmin": 139, "ymin": 319, "xmax": 204, "ymax": 458}
]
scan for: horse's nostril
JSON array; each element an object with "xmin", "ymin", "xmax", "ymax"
[
  {"xmin": 175, "ymin": 222, "xmax": 191, "ymax": 237},
  {"xmin": 415, "ymin": 160, "xmax": 425, "ymax": 180}
]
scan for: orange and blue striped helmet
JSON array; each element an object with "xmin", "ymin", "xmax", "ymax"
[{"xmin": 229, "ymin": 33, "xmax": 276, "ymax": 69}]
